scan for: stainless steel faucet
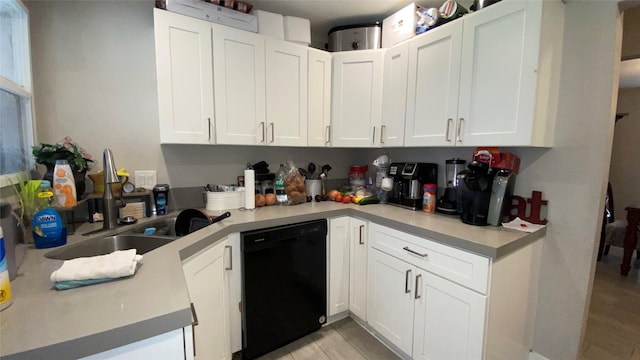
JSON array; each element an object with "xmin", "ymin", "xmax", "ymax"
[{"xmin": 102, "ymin": 149, "xmax": 125, "ymax": 230}]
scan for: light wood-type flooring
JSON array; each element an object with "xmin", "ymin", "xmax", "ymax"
[
  {"xmin": 582, "ymin": 246, "xmax": 640, "ymax": 360},
  {"xmin": 253, "ymin": 317, "xmax": 400, "ymax": 360}
]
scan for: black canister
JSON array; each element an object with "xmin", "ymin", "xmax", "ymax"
[{"xmin": 153, "ymin": 184, "xmax": 170, "ymax": 215}]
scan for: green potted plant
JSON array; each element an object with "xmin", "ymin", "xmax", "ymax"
[{"xmin": 32, "ymin": 136, "xmax": 94, "ymax": 197}]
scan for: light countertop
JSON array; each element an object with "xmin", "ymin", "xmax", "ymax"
[{"xmin": 0, "ymin": 202, "xmax": 545, "ymax": 359}]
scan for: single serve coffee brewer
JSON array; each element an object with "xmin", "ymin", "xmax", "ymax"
[{"xmin": 388, "ymin": 162, "xmax": 438, "ymax": 210}]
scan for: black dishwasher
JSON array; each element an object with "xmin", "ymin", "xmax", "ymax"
[{"xmin": 241, "ymin": 219, "xmax": 327, "ymax": 359}]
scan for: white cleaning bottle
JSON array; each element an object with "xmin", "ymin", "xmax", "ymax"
[
  {"xmin": 0, "ymin": 226, "xmax": 13, "ymax": 311},
  {"xmin": 53, "ymin": 160, "xmax": 77, "ymax": 207}
]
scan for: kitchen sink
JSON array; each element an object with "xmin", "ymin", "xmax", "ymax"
[
  {"xmin": 45, "ymin": 234, "xmax": 179, "ymax": 260},
  {"xmin": 45, "ymin": 217, "xmax": 180, "ymax": 260},
  {"xmin": 127, "ymin": 217, "xmax": 178, "ymax": 236}
]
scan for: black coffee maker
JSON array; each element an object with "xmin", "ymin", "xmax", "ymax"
[
  {"xmin": 457, "ymin": 161, "xmax": 495, "ymax": 226},
  {"xmin": 388, "ymin": 162, "xmax": 438, "ymax": 210}
]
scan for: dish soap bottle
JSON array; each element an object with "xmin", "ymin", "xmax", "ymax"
[
  {"xmin": 32, "ymin": 181, "xmax": 66, "ymax": 249},
  {"xmin": 53, "ymin": 159, "xmax": 77, "ymax": 207},
  {"xmin": 0, "ymin": 226, "xmax": 13, "ymax": 311},
  {"xmin": 275, "ymin": 164, "xmax": 288, "ymax": 204}
]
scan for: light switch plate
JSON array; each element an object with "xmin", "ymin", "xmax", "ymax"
[{"xmin": 135, "ymin": 170, "xmax": 157, "ymax": 190}]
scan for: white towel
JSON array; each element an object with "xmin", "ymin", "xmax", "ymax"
[{"xmin": 50, "ymin": 249, "xmax": 143, "ymax": 282}]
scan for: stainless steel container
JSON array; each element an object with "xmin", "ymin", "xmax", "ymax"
[{"xmin": 328, "ymin": 23, "xmax": 381, "ymax": 52}]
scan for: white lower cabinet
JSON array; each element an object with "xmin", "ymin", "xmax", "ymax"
[
  {"xmin": 328, "ymin": 217, "xmax": 369, "ymax": 320},
  {"xmin": 328, "ymin": 217, "xmax": 350, "ymax": 316},
  {"xmin": 81, "ymin": 327, "xmax": 193, "ymax": 360},
  {"xmin": 367, "ymin": 223, "xmax": 488, "ymax": 359},
  {"xmin": 182, "ymin": 236, "xmax": 237, "ymax": 360},
  {"xmin": 412, "ymin": 270, "xmax": 486, "ymax": 360},
  {"xmin": 348, "ymin": 218, "xmax": 368, "ymax": 321},
  {"xmin": 368, "ymin": 248, "xmax": 416, "ymax": 355}
]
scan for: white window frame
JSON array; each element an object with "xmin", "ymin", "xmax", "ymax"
[{"xmin": 0, "ymin": 0, "xmax": 36, "ymax": 188}]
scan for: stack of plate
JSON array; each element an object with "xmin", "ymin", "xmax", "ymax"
[{"xmin": 205, "ymin": 189, "xmax": 246, "ymax": 211}]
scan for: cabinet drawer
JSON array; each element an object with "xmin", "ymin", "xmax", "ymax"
[{"xmin": 369, "ymin": 223, "xmax": 490, "ymax": 294}]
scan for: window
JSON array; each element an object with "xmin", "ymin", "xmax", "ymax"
[{"xmin": 0, "ymin": 0, "xmax": 34, "ymax": 185}]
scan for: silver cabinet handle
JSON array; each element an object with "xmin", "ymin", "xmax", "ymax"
[
  {"xmin": 456, "ymin": 118, "xmax": 464, "ymax": 142},
  {"xmin": 405, "ymin": 269, "xmax": 412, "ymax": 294},
  {"xmin": 260, "ymin": 122, "xmax": 266, "ymax": 143},
  {"xmin": 403, "ymin": 246, "xmax": 428, "ymax": 257},
  {"xmin": 270, "ymin": 122, "xmax": 275, "ymax": 143},
  {"xmin": 325, "ymin": 125, "xmax": 331, "ymax": 145},
  {"xmin": 445, "ymin": 118, "xmax": 453, "ymax": 142},
  {"xmin": 414, "ymin": 274, "xmax": 422, "ymax": 299},
  {"xmin": 372, "ymin": 126, "xmax": 376, "ymax": 145},
  {"xmin": 225, "ymin": 245, "xmax": 232, "ymax": 270},
  {"xmin": 380, "ymin": 125, "xmax": 386, "ymax": 144},
  {"xmin": 208, "ymin": 118, "xmax": 212, "ymax": 142},
  {"xmin": 190, "ymin": 302, "xmax": 199, "ymax": 357},
  {"xmin": 359, "ymin": 225, "xmax": 365, "ymax": 245}
]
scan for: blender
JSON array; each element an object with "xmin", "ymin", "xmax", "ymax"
[{"xmin": 436, "ymin": 158, "xmax": 466, "ymax": 215}]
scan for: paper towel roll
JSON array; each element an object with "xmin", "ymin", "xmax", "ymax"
[{"xmin": 244, "ymin": 168, "xmax": 255, "ymax": 209}]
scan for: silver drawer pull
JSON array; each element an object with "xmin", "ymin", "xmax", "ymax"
[
  {"xmin": 403, "ymin": 246, "xmax": 428, "ymax": 257},
  {"xmin": 405, "ymin": 269, "xmax": 411, "ymax": 294}
]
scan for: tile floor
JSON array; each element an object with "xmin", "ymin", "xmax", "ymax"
[
  {"xmin": 253, "ymin": 317, "xmax": 400, "ymax": 360},
  {"xmin": 582, "ymin": 246, "xmax": 640, "ymax": 360}
]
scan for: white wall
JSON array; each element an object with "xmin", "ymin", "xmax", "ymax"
[
  {"xmin": 26, "ymin": 1, "xmax": 625, "ymax": 360},
  {"xmin": 610, "ymin": 88, "xmax": 640, "ymax": 217},
  {"xmin": 514, "ymin": 2, "xmax": 622, "ymax": 359}
]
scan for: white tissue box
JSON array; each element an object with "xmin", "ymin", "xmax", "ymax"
[
  {"xmin": 284, "ymin": 16, "xmax": 311, "ymax": 45},
  {"xmin": 253, "ymin": 9, "xmax": 285, "ymax": 39}
]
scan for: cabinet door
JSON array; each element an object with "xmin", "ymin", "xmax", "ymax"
[
  {"xmin": 349, "ymin": 218, "xmax": 368, "ymax": 321},
  {"xmin": 331, "ymin": 49, "xmax": 384, "ymax": 147},
  {"xmin": 154, "ymin": 9, "xmax": 214, "ymax": 144},
  {"xmin": 367, "ymin": 248, "xmax": 415, "ymax": 355},
  {"xmin": 213, "ymin": 25, "xmax": 266, "ymax": 145},
  {"xmin": 328, "ymin": 217, "xmax": 350, "ymax": 316},
  {"xmin": 413, "ymin": 270, "xmax": 486, "ymax": 360},
  {"xmin": 81, "ymin": 328, "xmax": 190, "ymax": 360},
  {"xmin": 182, "ymin": 239, "xmax": 232, "ymax": 360},
  {"xmin": 381, "ymin": 43, "xmax": 408, "ymax": 147},
  {"xmin": 265, "ymin": 39, "xmax": 308, "ymax": 146},
  {"xmin": 226, "ymin": 234, "xmax": 242, "ymax": 353},
  {"xmin": 457, "ymin": 0, "xmax": 542, "ymax": 146},
  {"xmin": 405, "ymin": 22, "xmax": 463, "ymax": 147},
  {"xmin": 307, "ymin": 48, "xmax": 332, "ymax": 147}
]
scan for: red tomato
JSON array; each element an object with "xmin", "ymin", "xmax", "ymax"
[
  {"xmin": 342, "ymin": 195, "xmax": 351, "ymax": 204},
  {"xmin": 335, "ymin": 194, "xmax": 343, "ymax": 202}
]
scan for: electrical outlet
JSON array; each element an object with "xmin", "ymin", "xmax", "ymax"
[{"xmin": 135, "ymin": 170, "xmax": 157, "ymax": 190}]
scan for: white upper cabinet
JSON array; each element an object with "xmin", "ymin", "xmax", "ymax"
[
  {"xmin": 308, "ymin": 48, "xmax": 332, "ymax": 147},
  {"xmin": 331, "ymin": 49, "xmax": 384, "ymax": 147},
  {"xmin": 457, "ymin": 0, "xmax": 562, "ymax": 146},
  {"xmin": 381, "ymin": 42, "xmax": 409, "ymax": 147},
  {"xmin": 154, "ymin": 9, "xmax": 214, "ymax": 144},
  {"xmin": 212, "ymin": 25, "xmax": 266, "ymax": 145},
  {"xmin": 405, "ymin": 0, "xmax": 562, "ymax": 147},
  {"xmin": 265, "ymin": 39, "xmax": 308, "ymax": 146},
  {"xmin": 404, "ymin": 22, "xmax": 463, "ymax": 147}
]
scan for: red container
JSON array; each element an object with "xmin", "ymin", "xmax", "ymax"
[{"xmin": 349, "ymin": 165, "xmax": 368, "ymax": 187}]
